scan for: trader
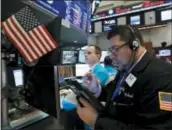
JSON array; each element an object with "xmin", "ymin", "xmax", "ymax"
[
  {"xmin": 103, "ymin": 56, "xmax": 118, "ymax": 80},
  {"xmin": 76, "ymin": 25, "xmax": 172, "ymax": 130},
  {"xmin": 61, "ymin": 44, "xmax": 109, "ymax": 110},
  {"xmin": 61, "ymin": 45, "xmax": 110, "ymax": 130}
]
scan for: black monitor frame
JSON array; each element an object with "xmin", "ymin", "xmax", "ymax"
[{"xmin": 24, "ymin": 65, "xmax": 61, "ymax": 119}]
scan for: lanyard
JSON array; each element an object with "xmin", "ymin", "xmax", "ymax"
[{"xmin": 111, "ymin": 50, "xmax": 147, "ymax": 101}]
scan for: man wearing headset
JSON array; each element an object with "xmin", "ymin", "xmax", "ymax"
[{"xmin": 76, "ymin": 25, "xmax": 172, "ymax": 129}]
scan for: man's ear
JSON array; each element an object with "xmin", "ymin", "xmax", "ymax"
[{"xmin": 98, "ymin": 54, "xmax": 101, "ymax": 60}]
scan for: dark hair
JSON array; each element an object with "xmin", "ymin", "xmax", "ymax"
[
  {"xmin": 107, "ymin": 25, "xmax": 144, "ymax": 46},
  {"xmin": 88, "ymin": 44, "xmax": 102, "ymax": 59},
  {"xmin": 104, "ymin": 56, "xmax": 113, "ymax": 66},
  {"xmin": 161, "ymin": 41, "xmax": 167, "ymax": 48}
]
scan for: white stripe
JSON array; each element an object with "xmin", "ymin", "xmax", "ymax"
[
  {"xmin": 8, "ymin": 18, "xmax": 37, "ymax": 60},
  {"xmin": 29, "ymin": 31, "xmax": 47, "ymax": 54},
  {"xmin": 3, "ymin": 22, "xmax": 32, "ymax": 62},
  {"xmin": 12, "ymin": 16, "xmax": 42, "ymax": 57},
  {"xmin": 33, "ymin": 28, "xmax": 51, "ymax": 51},
  {"xmin": 38, "ymin": 26, "xmax": 56, "ymax": 49}
]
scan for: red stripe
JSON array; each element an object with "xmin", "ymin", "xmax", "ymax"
[
  {"xmin": 6, "ymin": 19, "xmax": 35, "ymax": 62},
  {"xmin": 37, "ymin": 25, "xmax": 53, "ymax": 50},
  {"xmin": 32, "ymin": 29, "xmax": 49, "ymax": 53},
  {"xmin": 1, "ymin": 21, "xmax": 29, "ymax": 62},
  {"xmin": 28, "ymin": 31, "xmax": 45, "ymax": 55},
  {"xmin": 41, "ymin": 25, "xmax": 58, "ymax": 48},
  {"xmin": 11, "ymin": 17, "xmax": 40, "ymax": 58}
]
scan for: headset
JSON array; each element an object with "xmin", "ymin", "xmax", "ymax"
[{"xmin": 127, "ymin": 25, "xmax": 139, "ymax": 51}]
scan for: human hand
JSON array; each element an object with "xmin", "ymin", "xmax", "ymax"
[
  {"xmin": 83, "ymin": 72, "xmax": 101, "ymax": 97},
  {"xmin": 76, "ymin": 97, "xmax": 98, "ymax": 127},
  {"xmin": 60, "ymin": 89, "xmax": 72, "ymax": 96}
]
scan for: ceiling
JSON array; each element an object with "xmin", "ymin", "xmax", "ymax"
[{"xmin": 97, "ymin": 0, "xmax": 145, "ymax": 12}]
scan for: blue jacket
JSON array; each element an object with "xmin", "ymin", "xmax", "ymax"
[
  {"xmin": 104, "ymin": 65, "xmax": 118, "ymax": 78},
  {"xmin": 91, "ymin": 63, "xmax": 109, "ymax": 86}
]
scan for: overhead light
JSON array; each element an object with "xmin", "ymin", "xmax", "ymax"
[
  {"xmin": 96, "ymin": 1, "xmax": 101, "ymax": 4},
  {"xmin": 108, "ymin": 9, "xmax": 114, "ymax": 15},
  {"xmin": 74, "ymin": 41, "xmax": 77, "ymax": 43},
  {"xmin": 47, "ymin": 0, "xmax": 53, "ymax": 4}
]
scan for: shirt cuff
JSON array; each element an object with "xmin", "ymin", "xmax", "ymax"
[{"xmin": 93, "ymin": 84, "xmax": 102, "ymax": 98}]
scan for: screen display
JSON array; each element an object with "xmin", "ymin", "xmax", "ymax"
[
  {"xmin": 130, "ymin": 15, "xmax": 140, "ymax": 25},
  {"xmin": 161, "ymin": 10, "xmax": 172, "ymax": 21},
  {"xmin": 100, "ymin": 51, "xmax": 109, "ymax": 62},
  {"xmin": 144, "ymin": 11, "xmax": 156, "ymax": 25},
  {"xmin": 159, "ymin": 49, "xmax": 171, "ymax": 56},
  {"xmin": 94, "ymin": 21, "xmax": 102, "ymax": 33},
  {"xmin": 103, "ymin": 19, "xmax": 116, "ymax": 31},
  {"xmin": 79, "ymin": 50, "xmax": 86, "ymax": 63},
  {"xmin": 75, "ymin": 64, "xmax": 89, "ymax": 76},
  {"xmin": 13, "ymin": 69, "xmax": 23, "ymax": 87},
  {"xmin": 62, "ymin": 51, "xmax": 78, "ymax": 64},
  {"xmin": 117, "ymin": 16, "xmax": 126, "ymax": 25}
]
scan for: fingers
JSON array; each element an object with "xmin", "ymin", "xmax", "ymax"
[{"xmin": 79, "ymin": 97, "xmax": 91, "ymax": 107}]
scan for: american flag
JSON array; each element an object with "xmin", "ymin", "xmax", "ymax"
[
  {"xmin": 159, "ymin": 92, "xmax": 172, "ymax": 111},
  {"xmin": 1, "ymin": 6, "xmax": 58, "ymax": 63}
]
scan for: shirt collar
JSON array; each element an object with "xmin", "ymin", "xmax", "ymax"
[{"xmin": 90, "ymin": 62, "xmax": 99, "ymax": 71}]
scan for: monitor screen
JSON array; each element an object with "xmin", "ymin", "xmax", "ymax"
[
  {"xmin": 7, "ymin": 67, "xmax": 24, "ymax": 88},
  {"xmin": 144, "ymin": 11, "xmax": 156, "ymax": 25},
  {"xmin": 13, "ymin": 69, "xmax": 23, "ymax": 87},
  {"xmin": 161, "ymin": 9, "xmax": 172, "ymax": 21},
  {"xmin": 100, "ymin": 51, "xmax": 109, "ymax": 62},
  {"xmin": 62, "ymin": 51, "xmax": 78, "ymax": 64},
  {"xmin": 94, "ymin": 21, "xmax": 102, "ymax": 33},
  {"xmin": 130, "ymin": 15, "xmax": 140, "ymax": 25},
  {"xmin": 103, "ymin": 19, "xmax": 116, "ymax": 31},
  {"xmin": 75, "ymin": 64, "xmax": 90, "ymax": 77},
  {"xmin": 78, "ymin": 50, "xmax": 86, "ymax": 63},
  {"xmin": 117, "ymin": 16, "xmax": 126, "ymax": 25},
  {"xmin": 159, "ymin": 49, "xmax": 171, "ymax": 56}
]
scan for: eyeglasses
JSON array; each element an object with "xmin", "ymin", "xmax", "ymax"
[{"xmin": 108, "ymin": 43, "xmax": 127, "ymax": 54}]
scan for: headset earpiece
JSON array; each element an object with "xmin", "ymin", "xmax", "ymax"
[
  {"xmin": 127, "ymin": 25, "xmax": 139, "ymax": 51},
  {"xmin": 132, "ymin": 40, "xmax": 139, "ymax": 51}
]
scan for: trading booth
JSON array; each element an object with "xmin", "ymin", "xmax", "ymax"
[{"xmin": 1, "ymin": 0, "xmax": 91, "ymax": 129}]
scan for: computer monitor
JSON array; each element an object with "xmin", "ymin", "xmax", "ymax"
[
  {"xmin": 61, "ymin": 50, "xmax": 78, "ymax": 65},
  {"xmin": 161, "ymin": 9, "xmax": 172, "ymax": 21},
  {"xmin": 13, "ymin": 69, "xmax": 23, "ymax": 87},
  {"xmin": 78, "ymin": 50, "xmax": 86, "ymax": 63},
  {"xmin": 103, "ymin": 19, "xmax": 116, "ymax": 32},
  {"xmin": 75, "ymin": 64, "xmax": 90, "ymax": 77},
  {"xmin": 158, "ymin": 49, "xmax": 171, "ymax": 56},
  {"xmin": 144, "ymin": 11, "xmax": 156, "ymax": 25},
  {"xmin": 7, "ymin": 67, "xmax": 24, "ymax": 87},
  {"xmin": 24, "ymin": 65, "xmax": 61, "ymax": 118},
  {"xmin": 130, "ymin": 15, "xmax": 141, "ymax": 25},
  {"xmin": 100, "ymin": 51, "xmax": 109, "ymax": 62}
]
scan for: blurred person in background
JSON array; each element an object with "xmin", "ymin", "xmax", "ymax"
[{"xmin": 103, "ymin": 56, "xmax": 118, "ymax": 80}]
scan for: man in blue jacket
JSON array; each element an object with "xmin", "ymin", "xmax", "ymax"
[
  {"xmin": 84, "ymin": 44, "xmax": 109, "ymax": 87},
  {"xmin": 61, "ymin": 44, "xmax": 110, "ymax": 130}
]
